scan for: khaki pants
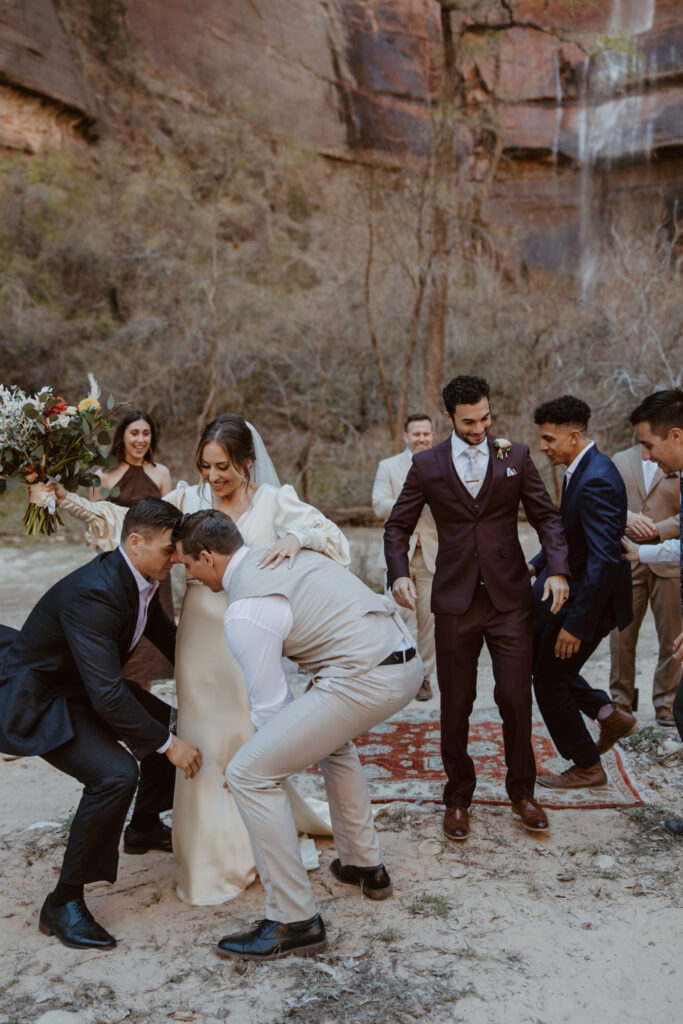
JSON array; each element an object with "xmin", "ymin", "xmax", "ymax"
[
  {"xmin": 609, "ymin": 563, "xmax": 682, "ymax": 711},
  {"xmin": 226, "ymin": 657, "xmax": 423, "ymax": 923},
  {"xmin": 395, "ymin": 547, "xmax": 436, "ymax": 683}
]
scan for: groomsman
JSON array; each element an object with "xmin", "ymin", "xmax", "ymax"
[
  {"xmin": 385, "ymin": 375, "xmax": 569, "ymax": 840},
  {"xmin": 530, "ymin": 397, "xmax": 636, "ymax": 790},
  {"xmin": 173, "ymin": 510, "xmax": 422, "ymax": 961},
  {"xmin": 609, "ymin": 442, "xmax": 681, "ymax": 725},
  {"xmin": 621, "ymin": 389, "xmax": 683, "ymax": 835},
  {"xmin": 373, "ymin": 413, "xmax": 438, "ymax": 700},
  {"xmin": 0, "ymin": 499, "xmax": 202, "ymax": 949}
]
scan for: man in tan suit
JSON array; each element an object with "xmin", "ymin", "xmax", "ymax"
[
  {"xmin": 373, "ymin": 413, "xmax": 438, "ymax": 700},
  {"xmin": 174, "ymin": 510, "xmax": 422, "ymax": 962},
  {"xmin": 610, "ymin": 443, "xmax": 681, "ymax": 725}
]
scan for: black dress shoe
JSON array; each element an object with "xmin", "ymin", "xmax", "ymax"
[
  {"xmin": 664, "ymin": 818, "xmax": 683, "ymax": 836},
  {"xmin": 330, "ymin": 858, "xmax": 393, "ymax": 899},
  {"xmin": 123, "ymin": 821, "xmax": 172, "ymax": 854},
  {"xmin": 216, "ymin": 915, "xmax": 327, "ymax": 961},
  {"xmin": 39, "ymin": 895, "xmax": 116, "ymax": 950}
]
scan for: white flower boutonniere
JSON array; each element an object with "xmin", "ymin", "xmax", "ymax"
[{"xmin": 494, "ymin": 438, "xmax": 512, "ymax": 460}]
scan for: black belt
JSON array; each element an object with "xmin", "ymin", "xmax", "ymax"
[{"xmin": 379, "ymin": 647, "xmax": 417, "ymax": 666}]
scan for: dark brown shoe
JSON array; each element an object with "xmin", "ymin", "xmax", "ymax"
[
  {"xmin": 443, "ymin": 806, "xmax": 469, "ymax": 841},
  {"xmin": 655, "ymin": 707, "xmax": 676, "ymax": 728},
  {"xmin": 537, "ymin": 761, "xmax": 607, "ymax": 789},
  {"xmin": 415, "ymin": 680, "xmax": 433, "ymax": 702},
  {"xmin": 511, "ymin": 798, "xmax": 549, "ymax": 833},
  {"xmin": 596, "ymin": 706, "xmax": 637, "ymax": 755}
]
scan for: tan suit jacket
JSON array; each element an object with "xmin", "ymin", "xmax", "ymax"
[
  {"xmin": 372, "ymin": 449, "xmax": 437, "ymax": 572},
  {"xmin": 613, "ymin": 445, "xmax": 680, "ymax": 579}
]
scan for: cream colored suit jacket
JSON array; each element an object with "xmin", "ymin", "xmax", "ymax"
[
  {"xmin": 372, "ymin": 448, "xmax": 438, "ymax": 572},
  {"xmin": 613, "ymin": 444, "xmax": 680, "ymax": 579}
]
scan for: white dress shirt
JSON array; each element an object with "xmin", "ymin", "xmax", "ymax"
[
  {"xmin": 450, "ymin": 432, "xmax": 489, "ymax": 494},
  {"xmin": 642, "ymin": 457, "xmax": 658, "ymax": 494},
  {"xmin": 223, "ymin": 546, "xmax": 295, "ymax": 731},
  {"xmin": 118, "ymin": 545, "xmax": 172, "ymax": 755},
  {"xmin": 563, "ymin": 440, "xmax": 594, "ymax": 489},
  {"xmin": 639, "ymin": 538, "xmax": 680, "ymax": 563}
]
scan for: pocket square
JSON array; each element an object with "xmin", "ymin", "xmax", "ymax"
[{"xmin": 506, "ymin": 467, "xmax": 517, "ymax": 477}]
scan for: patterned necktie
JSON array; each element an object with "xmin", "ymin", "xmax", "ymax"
[{"xmin": 464, "ymin": 447, "xmax": 483, "ymax": 498}]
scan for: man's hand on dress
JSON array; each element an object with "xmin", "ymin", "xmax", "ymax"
[
  {"xmin": 625, "ymin": 511, "xmax": 658, "ymax": 541},
  {"xmin": 543, "ymin": 574, "xmax": 569, "ymax": 614},
  {"xmin": 166, "ymin": 735, "xmax": 202, "ymax": 779},
  {"xmin": 258, "ymin": 533, "xmax": 303, "ymax": 569},
  {"xmin": 621, "ymin": 537, "xmax": 639, "ymax": 562},
  {"xmin": 673, "ymin": 631, "xmax": 683, "ymax": 664},
  {"xmin": 554, "ymin": 627, "xmax": 581, "ymax": 660},
  {"xmin": 392, "ymin": 576, "xmax": 416, "ymax": 610}
]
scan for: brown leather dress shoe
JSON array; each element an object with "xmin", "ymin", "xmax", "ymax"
[
  {"xmin": 443, "ymin": 806, "xmax": 469, "ymax": 841},
  {"xmin": 537, "ymin": 761, "xmax": 607, "ymax": 789},
  {"xmin": 596, "ymin": 706, "xmax": 637, "ymax": 754},
  {"xmin": 512, "ymin": 798, "xmax": 549, "ymax": 833},
  {"xmin": 655, "ymin": 707, "xmax": 676, "ymax": 728},
  {"xmin": 415, "ymin": 680, "xmax": 433, "ymax": 701}
]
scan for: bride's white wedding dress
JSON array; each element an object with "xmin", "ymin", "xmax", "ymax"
[{"xmin": 61, "ymin": 479, "xmax": 350, "ymax": 905}]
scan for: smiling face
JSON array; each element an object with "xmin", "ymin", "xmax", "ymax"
[
  {"xmin": 175, "ymin": 543, "xmax": 224, "ymax": 592},
  {"xmin": 126, "ymin": 528, "xmax": 178, "ymax": 581},
  {"xmin": 536, "ymin": 422, "xmax": 584, "ymax": 467},
  {"xmin": 449, "ymin": 398, "xmax": 491, "ymax": 446},
  {"xmin": 404, "ymin": 419, "xmax": 434, "ymax": 454},
  {"xmin": 635, "ymin": 420, "xmax": 683, "ymax": 475},
  {"xmin": 123, "ymin": 419, "xmax": 152, "ymax": 463},
  {"xmin": 198, "ymin": 441, "xmax": 252, "ymax": 500}
]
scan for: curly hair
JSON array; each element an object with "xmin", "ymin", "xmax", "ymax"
[
  {"xmin": 442, "ymin": 376, "xmax": 490, "ymax": 416},
  {"xmin": 533, "ymin": 395, "xmax": 591, "ymax": 430}
]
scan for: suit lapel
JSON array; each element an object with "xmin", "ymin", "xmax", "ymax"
[
  {"xmin": 476, "ymin": 438, "xmax": 504, "ymax": 513},
  {"xmin": 436, "ymin": 442, "xmax": 472, "ymax": 506},
  {"xmin": 628, "ymin": 445, "xmax": 647, "ymax": 504},
  {"xmin": 113, "ymin": 550, "xmax": 140, "ymax": 654},
  {"xmin": 562, "ymin": 444, "xmax": 597, "ymax": 515}
]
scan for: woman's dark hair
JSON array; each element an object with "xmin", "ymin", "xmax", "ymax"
[
  {"xmin": 112, "ymin": 410, "xmax": 158, "ymax": 465},
  {"xmin": 194, "ymin": 413, "xmax": 255, "ymax": 489}
]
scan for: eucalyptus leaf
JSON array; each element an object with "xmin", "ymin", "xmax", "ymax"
[
  {"xmin": 22, "ymin": 403, "xmax": 38, "ymax": 419},
  {"xmin": 109, "ymin": 485, "xmax": 120, "ymax": 498},
  {"xmin": 65, "ymin": 479, "xmax": 80, "ymax": 492},
  {"xmin": 107, "ymin": 394, "xmax": 115, "ymax": 410},
  {"xmin": 105, "ymin": 454, "xmax": 119, "ymax": 470},
  {"xmin": 100, "ymin": 486, "xmax": 110, "ymax": 498},
  {"xmin": 97, "ymin": 431, "xmax": 111, "ymax": 445}
]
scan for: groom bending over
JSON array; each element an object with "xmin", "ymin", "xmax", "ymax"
[
  {"xmin": 174, "ymin": 509, "xmax": 422, "ymax": 961},
  {"xmin": 0, "ymin": 498, "xmax": 202, "ymax": 950}
]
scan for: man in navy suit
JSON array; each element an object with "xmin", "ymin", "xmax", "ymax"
[
  {"xmin": 530, "ymin": 396, "xmax": 636, "ymax": 789},
  {"xmin": 0, "ymin": 498, "xmax": 202, "ymax": 949}
]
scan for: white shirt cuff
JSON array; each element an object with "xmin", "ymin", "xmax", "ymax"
[{"xmin": 156, "ymin": 733, "xmax": 173, "ymax": 755}]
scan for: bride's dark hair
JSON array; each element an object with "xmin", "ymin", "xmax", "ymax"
[{"xmin": 194, "ymin": 413, "xmax": 255, "ymax": 487}]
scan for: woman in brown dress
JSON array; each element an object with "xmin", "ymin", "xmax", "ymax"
[{"xmin": 95, "ymin": 410, "xmax": 175, "ymax": 689}]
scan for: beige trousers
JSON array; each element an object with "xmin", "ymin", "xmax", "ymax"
[
  {"xmin": 226, "ymin": 656, "xmax": 423, "ymax": 923},
  {"xmin": 395, "ymin": 547, "xmax": 436, "ymax": 683},
  {"xmin": 609, "ymin": 563, "xmax": 683, "ymax": 711}
]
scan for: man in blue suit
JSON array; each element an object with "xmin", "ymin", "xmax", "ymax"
[{"xmin": 529, "ymin": 396, "xmax": 636, "ymax": 789}]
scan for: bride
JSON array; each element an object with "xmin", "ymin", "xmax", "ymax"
[{"xmin": 48, "ymin": 413, "xmax": 349, "ymax": 905}]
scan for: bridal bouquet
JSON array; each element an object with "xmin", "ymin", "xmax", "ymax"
[{"xmin": 0, "ymin": 375, "xmax": 118, "ymax": 535}]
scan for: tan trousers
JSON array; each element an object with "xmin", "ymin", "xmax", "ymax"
[
  {"xmin": 609, "ymin": 563, "xmax": 683, "ymax": 711},
  {"xmin": 395, "ymin": 547, "xmax": 436, "ymax": 683},
  {"xmin": 226, "ymin": 656, "xmax": 423, "ymax": 923}
]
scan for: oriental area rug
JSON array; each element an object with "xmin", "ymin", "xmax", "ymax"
[{"xmin": 298, "ymin": 707, "xmax": 646, "ymax": 810}]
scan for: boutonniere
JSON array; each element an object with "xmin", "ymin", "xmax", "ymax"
[{"xmin": 494, "ymin": 438, "xmax": 512, "ymax": 460}]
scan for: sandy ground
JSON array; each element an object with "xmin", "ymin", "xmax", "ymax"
[{"xmin": 1, "ymin": 531, "xmax": 682, "ymax": 1023}]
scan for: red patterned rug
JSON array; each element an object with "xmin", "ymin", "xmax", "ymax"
[{"xmin": 299, "ymin": 708, "xmax": 646, "ymax": 809}]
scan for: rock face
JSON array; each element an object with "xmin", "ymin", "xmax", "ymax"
[
  {"xmin": 2, "ymin": 0, "xmax": 682, "ymax": 271},
  {"xmin": 0, "ymin": 0, "xmax": 94, "ymax": 151}
]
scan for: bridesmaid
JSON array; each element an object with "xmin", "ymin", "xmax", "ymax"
[{"xmin": 95, "ymin": 410, "xmax": 174, "ymax": 690}]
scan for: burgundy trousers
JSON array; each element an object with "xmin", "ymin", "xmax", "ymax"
[{"xmin": 435, "ymin": 585, "xmax": 536, "ymax": 807}]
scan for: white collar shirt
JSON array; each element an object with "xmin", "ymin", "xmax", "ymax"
[
  {"xmin": 117, "ymin": 544, "xmax": 159, "ymax": 652},
  {"xmin": 451, "ymin": 431, "xmax": 490, "ymax": 493},
  {"xmin": 564, "ymin": 440, "xmax": 595, "ymax": 488},
  {"xmin": 642, "ymin": 457, "xmax": 658, "ymax": 494}
]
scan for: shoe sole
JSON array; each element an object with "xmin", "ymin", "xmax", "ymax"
[
  {"xmin": 39, "ymin": 920, "xmax": 116, "ymax": 950},
  {"xmin": 537, "ymin": 777, "xmax": 607, "ymax": 789},
  {"xmin": 415, "ymin": 694, "xmax": 432, "ymax": 701},
  {"xmin": 122, "ymin": 845, "xmax": 172, "ymax": 855},
  {"xmin": 216, "ymin": 939, "xmax": 328, "ymax": 961}
]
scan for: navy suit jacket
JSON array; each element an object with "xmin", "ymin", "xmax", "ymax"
[
  {"xmin": 531, "ymin": 445, "xmax": 633, "ymax": 640},
  {"xmin": 0, "ymin": 549, "xmax": 175, "ymax": 759},
  {"xmin": 384, "ymin": 435, "xmax": 569, "ymax": 615}
]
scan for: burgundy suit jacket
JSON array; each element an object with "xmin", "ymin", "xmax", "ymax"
[{"xmin": 384, "ymin": 436, "xmax": 569, "ymax": 615}]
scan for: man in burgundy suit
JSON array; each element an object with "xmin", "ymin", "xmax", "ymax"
[{"xmin": 384, "ymin": 375, "xmax": 570, "ymax": 839}]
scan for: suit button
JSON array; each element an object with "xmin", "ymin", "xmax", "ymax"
[{"xmin": 474, "ymin": 552, "xmax": 478, "ymax": 557}]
